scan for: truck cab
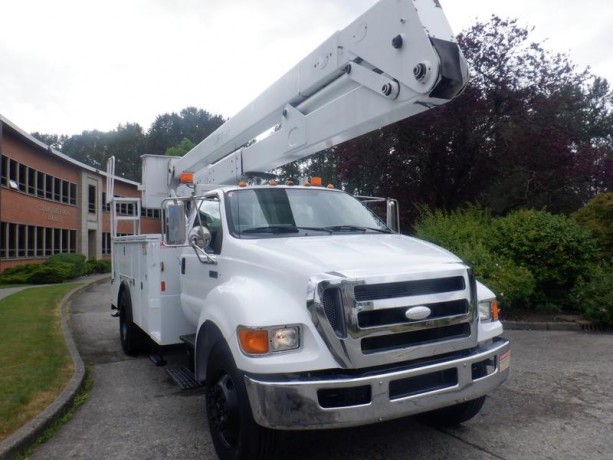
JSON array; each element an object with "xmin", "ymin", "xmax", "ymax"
[{"xmin": 127, "ymin": 183, "xmax": 509, "ymax": 448}]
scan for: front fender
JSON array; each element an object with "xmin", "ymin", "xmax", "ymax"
[{"xmin": 194, "ymin": 276, "xmax": 339, "ymax": 377}]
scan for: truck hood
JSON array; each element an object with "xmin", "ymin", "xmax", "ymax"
[{"xmin": 233, "ymin": 233, "xmax": 463, "ymax": 279}]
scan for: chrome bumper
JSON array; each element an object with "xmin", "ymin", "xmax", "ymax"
[{"xmin": 244, "ymin": 338, "xmax": 510, "ymax": 430}]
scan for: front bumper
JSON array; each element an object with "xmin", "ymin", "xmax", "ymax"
[{"xmin": 244, "ymin": 337, "xmax": 510, "ymax": 430}]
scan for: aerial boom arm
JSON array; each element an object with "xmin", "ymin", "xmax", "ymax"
[{"xmin": 141, "ymin": 0, "xmax": 468, "ymax": 203}]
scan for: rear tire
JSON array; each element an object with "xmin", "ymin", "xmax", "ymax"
[
  {"xmin": 422, "ymin": 396, "xmax": 486, "ymax": 426},
  {"xmin": 118, "ymin": 288, "xmax": 147, "ymax": 356},
  {"xmin": 205, "ymin": 342, "xmax": 276, "ymax": 460}
]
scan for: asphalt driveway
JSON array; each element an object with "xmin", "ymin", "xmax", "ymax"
[{"xmin": 30, "ymin": 281, "xmax": 613, "ymax": 459}]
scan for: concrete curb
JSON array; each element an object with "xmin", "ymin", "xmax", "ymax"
[{"xmin": 0, "ymin": 275, "xmax": 110, "ymax": 460}]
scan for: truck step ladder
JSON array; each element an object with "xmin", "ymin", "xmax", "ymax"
[{"xmin": 166, "ymin": 367, "xmax": 201, "ymax": 390}]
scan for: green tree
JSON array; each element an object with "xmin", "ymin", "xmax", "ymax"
[
  {"xmin": 146, "ymin": 107, "xmax": 224, "ymax": 155},
  {"xmin": 108, "ymin": 123, "xmax": 147, "ymax": 181},
  {"xmin": 62, "ymin": 129, "xmax": 110, "ymax": 171},
  {"xmin": 62, "ymin": 124, "xmax": 146, "ymax": 181},
  {"xmin": 333, "ymin": 17, "xmax": 612, "ymax": 228},
  {"xmin": 165, "ymin": 138, "xmax": 196, "ymax": 157},
  {"xmin": 31, "ymin": 132, "xmax": 69, "ymax": 150},
  {"xmin": 572, "ymin": 192, "xmax": 613, "ymax": 263}
]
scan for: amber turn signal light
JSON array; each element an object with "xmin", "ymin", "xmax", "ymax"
[{"xmin": 238, "ymin": 328, "xmax": 269, "ymax": 354}]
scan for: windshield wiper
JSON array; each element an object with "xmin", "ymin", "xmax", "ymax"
[
  {"xmin": 295, "ymin": 226, "xmax": 334, "ymax": 234},
  {"xmin": 241, "ymin": 226, "xmax": 299, "ymax": 234},
  {"xmin": 324, "ymin": 225, "xmax": 391, "ymax": 233}
]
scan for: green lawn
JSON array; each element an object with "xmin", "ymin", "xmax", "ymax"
[{"xmin": 0, "ymin": 284, "xmax": 78, "ymax": 440}]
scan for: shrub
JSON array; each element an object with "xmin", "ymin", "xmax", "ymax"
[
  {"xmin": 26, "ymin": 262, "xmax": 74, "ymax": 284},
  {"xmin": 572, "ymin": 192, "xmax": 613, "ymax": 264},
  {"xmin": 83, "ymin": 259, "xmax": 112, "ymax": 275},
  {"xmin": 0, "ymin": 262, "xmax": 75, "ymax": 285},
  {"xmin": 414, "ymin": 205, "xmax": 493, "ymax": 254},
  {"xmin": 571, "ymin": 268, "xmax": 613, "ymax": 325},
  {"xmin": 0, "ymin": 264, "xmax": 41, "ymax": 285},
  {"xmin": 458, "ymin": 243, "xmax": 535, "ymax": 310},
  {"xmin": 46, "ymin": 253, "xmax": 86, "ymax": 279},
  {"xmin": 490, "ymin": 210, "xmax": 598, "ymax": 310},
  {"xmin": 414, "ymin": 206, "xmax": 534, "ymax": 310}
]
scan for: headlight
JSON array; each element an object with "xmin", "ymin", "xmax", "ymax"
[
  {"xmin": 237, "ymin": 325, "xmax": 301, "ymax": 355},
  {"xmin": 271, "ymin": 327, "xmax": 300, "ymax": 351},
  {"xmin": 478, "ymin": 299, "xmax": 499, "ymax": 322}
]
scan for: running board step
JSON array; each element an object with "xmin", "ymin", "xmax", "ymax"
[
  {"xmin": 179, "ymin": 334, "xmax": 196, "ymax": 349},
  {"xmin": 166, "ymin": 366, "xmax": 201, "ymax": 390}
]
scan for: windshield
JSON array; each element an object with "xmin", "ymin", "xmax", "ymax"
[{"xmin": 226, "ymin": 188, "xmax": 389, "ymax": 237}]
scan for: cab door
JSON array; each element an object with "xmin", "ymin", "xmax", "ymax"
[{"xmin": 180, "ymin": 195, "xmax": 224, "ymax": 325}]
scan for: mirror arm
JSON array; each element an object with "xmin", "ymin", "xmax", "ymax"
[{"xmin": 190, "ymin": 241, "xmax": 218, "ymax": 265}]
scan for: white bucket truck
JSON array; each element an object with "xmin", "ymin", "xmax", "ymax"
[{"xmin": 109, "ymin": 1, "xmax": 510, "ymax": 458}]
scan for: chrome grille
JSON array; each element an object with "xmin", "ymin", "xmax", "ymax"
[
  {"xmin": 308, "ymin": 268, "xmax": 478, "ymax": 369},
  {"xmin": 322, "ymin": 287, "xmax": 345, "ymax": 337},
  {"xmin": 361, "ymin": 323, "xmax": 471, "ymax": 354},
  {"xmin": 358, "ymin": 299, "xmax": 468, "ymax": 328},
  {"xmin": 354, "ymin": 276, "xmax": 465, "ymax": 301}
]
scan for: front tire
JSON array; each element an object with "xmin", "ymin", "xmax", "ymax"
[{"xmin": 205, "ymin": 342, "xmax": 276, "ymax": 460}]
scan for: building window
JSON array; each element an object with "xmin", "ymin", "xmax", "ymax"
[
  {"xmin": 0, "ymin": 222, "xmax": 78, "ymax": 259},
  {"xmin": 27, "ymin": 225, "xmax": 36, "ymax": 257},
  {"xmin": 1, "ymin": 155, "xmax": 78, "ymax": 206},
  {"xmin": 17, "ymin": 224, "xmax": 26, "ymax": 257},
  {"xmin": 18, "ymin": 164, "xmax": 27, "ymax": 192},
  {"xmin": 45, "ymin": 175, "xmax": 53, "ymax": 199},
  {"xmin": 102, "ymin": 232, "xmax": 112, "ymax": 255},
  {"xmin": 0, "ymin": 155, "xmax": 7, "ymax": 186},
  {"xmin": 142, "ymin": 207, "xmax": 161, "ymax": 219},
  {"xmin": 28, "ymin": 167, "xmax": 36, "ymax": 194},
  {"xmin": 36, "ymin": 226, "xmax": 45, "ymax": 257},
  {"xmin": 37, "ymin": 171, "xmax": 45, "ymax": 197},
  {"xmin": 88, "ymin": 185, "xmax": 96, "ymax": 214},
  {"xmin": 70, "ymin": 183, "xmax": 77, "ymax": 205},
  {"xmin": 61, "ymin": 180, "xmax": 70, "ymax": 203}
]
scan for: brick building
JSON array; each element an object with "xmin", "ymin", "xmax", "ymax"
[{"xmin": 0, "ymin": 114, "xmax": 159, "ymax": 272}]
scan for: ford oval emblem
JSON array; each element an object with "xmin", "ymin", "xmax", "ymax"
[{"xmin": 405, "ymin": 306, "xmax": 432, "ymax": 321}]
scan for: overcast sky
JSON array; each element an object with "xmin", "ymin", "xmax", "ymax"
[{"xmin": 1, "ymin": 0, "xmax": 611, "ymax": 136}]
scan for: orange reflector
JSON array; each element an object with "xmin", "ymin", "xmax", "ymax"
[
  {"xmin": 499, "ymin": 350, "xmax": 511, "ymax": 372},
  {"xmin": 180, "ymin": 172, "xmax": 194, "ymax": 184},
  {"xmin": 492, "ymin": 299, "xmax": 499, "ymax": 321},
  {"xmin": 238, "ymin": 328, "xmax": 269, "ymax": 354},
  {"xmin": 238, "ymin": 181, "xmax": 247, "ymax": 187},
  {"xmin": 303, "ymin": 181, "xmax": 311, "ymax": 187},
  {"xmin": 327, "ymin": 184, "xmax": 334, "ymax": 189},
  {"xmin": 311, "ymin": 177, "xmax": 322, "ymax": 186},
  {"xmin": 286, "ymin": 180, "xmax": 295, "ymax": 186},
  {"xmin": 269, "ymin": 179, "xmax": 277, "ymax": 186},
  {"xmin": 161, "ymin": 281, "xmax": 166, "ymax": 292}
]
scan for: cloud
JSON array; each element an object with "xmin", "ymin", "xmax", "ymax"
[{"xmin": 1, "ymin": 0, "xmax": 611, "ymax": 135}]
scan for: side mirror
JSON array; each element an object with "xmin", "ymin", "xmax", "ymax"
[
  {"xmin": 188, "ymin": 226, "xmax": 212, "ymax": 250},
  {"xmin": 386, "ymin": 199, "xmax": 400, "ymax": 233},
  {"xmin": 164, "ymin": 202, "xmax": 186, "ymax": 245}
]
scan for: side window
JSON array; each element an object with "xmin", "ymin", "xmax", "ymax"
[{"xmin": 197, "ymin": 198, "xmax": 223, "ymax": 254}]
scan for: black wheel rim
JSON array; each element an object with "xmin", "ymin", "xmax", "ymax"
[{"xmin": 209, "ymin": 372, "xmax": 240, "ymax": 448}]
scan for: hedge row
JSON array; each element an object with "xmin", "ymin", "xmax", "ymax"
[
  {"xmin": 0, "ymin": 255, "xmax": 111, "ymax": 285},
  {"xmin": 414, "ymin": 200, "xmax": 612, "ymax": 325}
]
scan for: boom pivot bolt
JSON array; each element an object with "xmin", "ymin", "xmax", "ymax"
[
  {"xmin": 391, "ymin": 34, "xmax": 404, "ymax": 49},
  {"xmin": 413, "ymin": 62, "xmax": 428, "ymax": 81}
]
